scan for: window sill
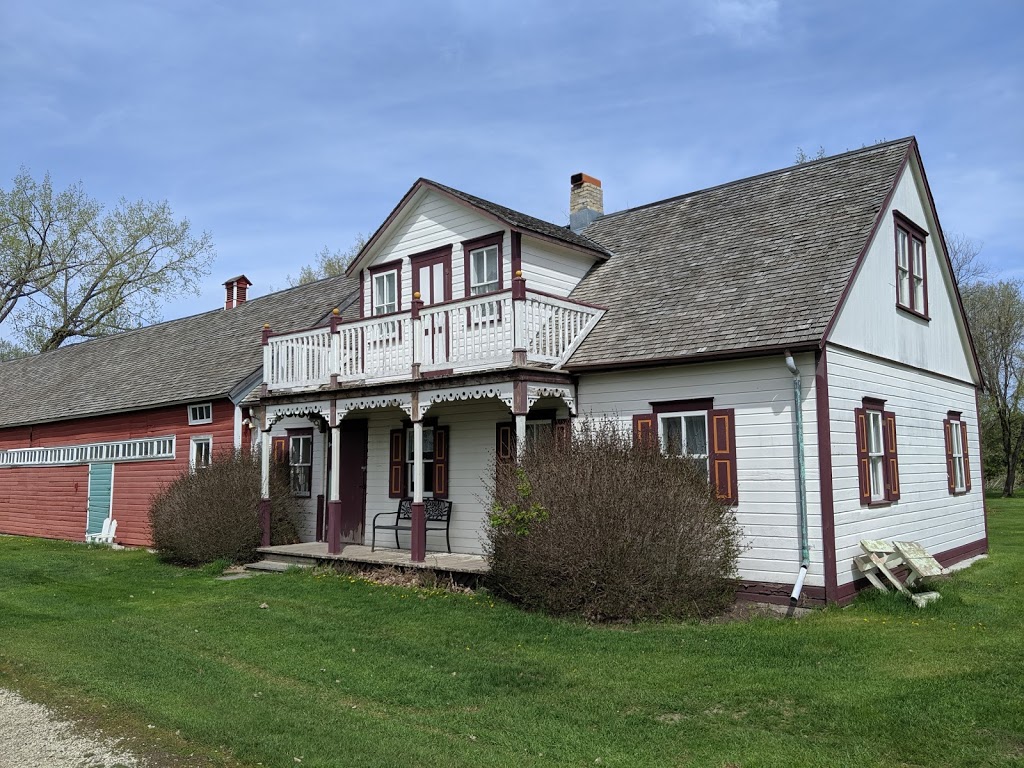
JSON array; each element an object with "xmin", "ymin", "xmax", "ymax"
[
  {"xmin": 896, "ymin": 304, "xmax": 930, "ymax": 322},
  {"xmin": 865, "ymin": 500, "xmax": 893, "ymax": 509},
  {"xmin": 950, "ymin": 490, "xmax": 969, "ymax": 497}
]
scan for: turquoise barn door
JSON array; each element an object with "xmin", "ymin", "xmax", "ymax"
[{"xmin": 86, "ymin": 463, "xmax": 114, "ymax": 537}]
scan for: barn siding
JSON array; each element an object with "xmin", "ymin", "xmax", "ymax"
[
  {"xmin": 575, "ymin": 352, "xmax": 824, "ymax": 589},
  {"xmin": 825, "ymin": 344, "xmax": 986, "ymax": 586},
  {"xmin": 0, "ymin": 399, "xmax": 235, "ymax": 546}
]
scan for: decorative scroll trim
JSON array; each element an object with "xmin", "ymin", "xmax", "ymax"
[
  {"xmin": 336, "ymin": 394, "xmax": 414, "ymax": 423},
  {"xmin": 267, "ymin": 401, "xmax": 329, "ymax": 428},
  {"xmin": 422, "ymin": 384, "xmax": 516, "ymax": 419},
  {"xmin": 527, "ymin": 385, "xmax": 576, "ymax": 415}
]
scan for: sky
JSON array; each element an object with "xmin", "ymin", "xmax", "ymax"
[{"xmin": 1, "ymin": 0, "xmax": 1022, "ymax": 325}]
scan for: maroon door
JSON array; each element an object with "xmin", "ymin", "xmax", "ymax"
[{"xmin": 339, "ymin": 419, "xmax": 368, "ymax": 544}]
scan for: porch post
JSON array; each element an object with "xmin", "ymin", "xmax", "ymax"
[
  {"xmin": 511, "ymin": 271, "xmax": 527, "ymax": 367},
  {"xmin": 515, "ymin": 414, "xmax": 527, "ymax": 459},
  {"xmin": 259, "ymin": 428, "xmax": 272, "ymax": 547},
  {"xmin": 410, "ymin": 417, "xmax": 426, "ymax": 562},
  {"xmin": 513, "ymin": 380, "xmax": 528, "ymax": 459},
  {"xmin": 327, "ymin": 423, "xmax": 342, "ymax": 554}
]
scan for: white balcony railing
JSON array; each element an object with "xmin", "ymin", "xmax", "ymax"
[{"xmin": 263, "ymin": 287, "xmax": 603, "ymax": 391}]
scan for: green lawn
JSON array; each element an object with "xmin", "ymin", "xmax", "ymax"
[{"xmin": 1, "ymin": 502, "xmax": 1022, "ymax": 768}]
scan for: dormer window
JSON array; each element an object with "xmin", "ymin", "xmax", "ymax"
[{"xmin": 894, "ymin": 212, "xmax": 928, "ymax": 318}]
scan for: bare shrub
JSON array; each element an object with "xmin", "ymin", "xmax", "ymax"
[
  {"xmin": 485, "ymin": 419, "xmax": 742, "ymax": 621},
  {"xmin": 150, "ymin": 450, "xmax": 301, "ymax": 565}
]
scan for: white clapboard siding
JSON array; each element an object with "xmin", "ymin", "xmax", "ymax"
[
  {"xmin": 361, "ymin": 190, "xmax": 510, "ymax": 315},
  {"xmin": 826, "ymin": 344, "xmax": 985, "ymax": 586},
  {"xmin": 362, "ymin": 399, "xmax": 515, "ymax": 555},
  {"xmin": 270, "ymin": 417, "xmax": 327, "ymax": 543},
  {"xmin": 576, "ymin": 352, "xmax": 823, "ymax": 588},
  {"xmin": 520, "ymin": 239, "xmax": 600, "ymax": 297},
  {"xmin": 828, "ymin": 157, "xmax": 975, "ymax": 384}
]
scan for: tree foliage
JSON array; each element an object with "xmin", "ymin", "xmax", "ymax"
[
  {"xmin": 288, "ymin": 234, "xmax": 367, "ymax": 286},
  {"xmin": 962, "ymin": 280, "xmax": 1024, "ymax": 495},
  {"xmin": 0, "ymin": 168, "xmax": 214, "ymax": 353}
]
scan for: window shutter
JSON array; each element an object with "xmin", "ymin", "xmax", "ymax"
[
  {"xmin": 433, "ymin": 426, "xmax": 450, "ymax": 499},
  {"xmin": 943, "ymin": 418, "xmax": 955, "ymax": 493},
  {"xmin": 632, "ymin": 414, "xmax": 658, "ymax": 449},
  {"xmin": 882, "ymin": 411, "xmax": 900, "ymax": 502},
  {"xmin": 272, "ymin": 436, "xmax": 288, "ymax": 465},
  {"xmin": 854, "ymin": 408, "xmax": 871, "ymax": 505},
  {"xmin": 495, "ymin": 422, "xmax": 516, "ymax": 462},
  {"xmin": 388, "ymin": 428, "xmax": 405, "ymax": 498},
  {"xmin": 961, "ymin": 421, "xmax": 971, "ymax": 492},
  {"xmin": 708, "ymin": 409, "xmax": 738, "ymax": 505},
  {"xmin": 554, "ymin": 418, "xmax": 572, "ymax": 450}
]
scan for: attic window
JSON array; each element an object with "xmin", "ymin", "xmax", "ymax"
[
  {"xmin": 188, "ymin": 403, "xmax": 213, "ymax": 425},
  {"xmin": 894, "ymin": 212, "xmax": 928, "ymax": 319},
  {"xmin": 369, "ymin": 259, "xmax": 402, "ymax": 316},
  {"xmin": 463, "ymin": 232, "xmax": 504, "ymax": 297}
]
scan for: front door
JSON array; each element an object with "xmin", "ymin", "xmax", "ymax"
[
  {"xmin": 411, "ymin": 249, "xmax": 451, "ymax": 366},
  {"xmin": 86, "ymin": 463, "xmax": 114, "ymax": 537},
  {"xmin": 338, "ymin": 419, "xmax": 368, "ymax": 544}
]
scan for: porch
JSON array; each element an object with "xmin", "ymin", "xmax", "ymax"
[
  {"xmin": 262, "ymin": 277, "xmax": 603, "ymax": 393},
  {"xmin": 254, "ymin": 541, "xmax": 489, "ymax": 574}
]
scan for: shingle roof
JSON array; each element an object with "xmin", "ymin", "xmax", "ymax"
[
  {"xmin": 423, "ymin": 180, "xmax": 610, "ymax": 257},
  {"xmin": 0, "ymin": 274, "xmax": 359, "ymax": 429},
  {"xmin": 566, "ymin": 139, "xmax": 913, "ymax": 368}
]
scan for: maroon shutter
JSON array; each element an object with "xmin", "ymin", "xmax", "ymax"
[
  {"xmin": 554, "ymin": 418, "xmax": 572, "ymax": 450},
  {"xmin": 388, "ymin": 428, "xmax": 405, "ymax": 498},
  {"xmin": 854, "ymin": 408, "xmax": 871, "ymax": 505},
  {"xmin": 943, "ymin": 418, "xmax": 955, "ymax": 493},
  {"xmin": 708, "ymin": 409, "xmax": 738, "ymax": 505},
  {"xmin": 882, "ymin": 411, "xmax": 900, "ymax": 502},
  {"xmin": 632, "ymin": 413, "xmax": 658, "ymax": 449},
  {"xmin": 961, "ymin": 421, "xmax": 971, "ymax": 492},
  {"xmin": 433, "ymin": 426, "xmax": 449, "ymax": 499},
  {"xmin": 495, "ymin": 422, "xmax": 516, "ymax": 462},
  {"xmin": 272, "ymin": 436, "xmax": 288, "ymax": 465}
]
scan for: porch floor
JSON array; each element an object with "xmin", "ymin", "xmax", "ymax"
[{"xmin": 255, "ymin": 542, "xmax": 490, "ymax": 575}]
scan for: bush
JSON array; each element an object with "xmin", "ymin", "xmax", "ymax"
[
  {"xmin": 485, "ymin": 420, "xmax": 743, "ymax": 621},
  {"xmin": 150, "ymin": 450, "xmax": 301, "ymax": 565}
]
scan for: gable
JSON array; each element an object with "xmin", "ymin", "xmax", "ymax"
[{"xmin": 827, "ymin": 152, "xmax": 979, "ymax": 384}]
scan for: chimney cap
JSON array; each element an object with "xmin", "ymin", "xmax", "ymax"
[
  {"xmin": 570, "ymin": 173, "xmax": 601, "ymax": 188},
  {"xmin": 222, "ymin": 274, "xmax": 253, "ymax": 288}
]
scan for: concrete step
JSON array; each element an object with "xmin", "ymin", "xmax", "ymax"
[
  {"xmin": 258, "ymin": 552, "xmax": 321, "ymax": 566},
  {"xmin": 244, "ymin": 559, "xmax": 311, "ymax": 573}
]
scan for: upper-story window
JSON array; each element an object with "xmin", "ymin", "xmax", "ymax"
[
  {"xmin": 373, "ymin": 270, "xmax": 398, "ymax": 315},
  {"xmin": 463, "ymin": 233, "xmax": 504, "ymax": 297},
  {"xmin": 188, "ymin": 402, "xmax": 212, "ymax": 425},
  {"xmin": 894, "ymin": 213, "xmax": 928, "ymax": 318}
]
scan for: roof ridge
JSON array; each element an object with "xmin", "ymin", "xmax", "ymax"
[{"xmin": 589, "ymin": 137, "xmax": 915, "ymax": 223}]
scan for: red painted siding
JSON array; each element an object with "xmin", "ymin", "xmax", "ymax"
[{"xmin": 0, "ymin": 399, "xmax": 236, "ymax": 546}]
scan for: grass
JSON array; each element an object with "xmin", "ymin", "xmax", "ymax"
[{"xmin": 0, "ymin": 502, "xmax": 1022, "ymax": 768}]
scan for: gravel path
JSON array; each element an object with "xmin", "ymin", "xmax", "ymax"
[{"xmin": 0, "ymin": 688, "xmax": 140, "ymax": 768}]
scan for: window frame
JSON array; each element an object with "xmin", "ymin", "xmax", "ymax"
[
  {"xmin": 405, "ymin": 425, "xmax": 435, "ymax": 497},
  {"xmin": 894, "ymin": 212, "xmax": 929, "ymax": 320},
  {"xmin": 657, "ymin": 410, "xmax": 710, "ymax": 475},
  {"xmin": 287, "ymin": 428, "xmax": 314, "ymax": 498},
  {"xmin": 462, "ymin": 232, "xmax": 504, "ymax": 299},
  {"xmin": 949, "ymin": 417, "xmax": 966, "ymax": 493},
  {"xmin": 368, "ymin": 259, "xmax": 403, "ymax": 317},
  {"xmin": 187, "ymin": 402, "xmax": 213, "ymax": 425},
  {"xmin": 866, "ymin": 408, "xmax": 886, "ymax": 503},
  {"xmin": 190, "ymin": 435, "xmax": 212, "ymax": 470}
]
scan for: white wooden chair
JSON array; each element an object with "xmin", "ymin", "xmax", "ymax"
[
  {"xmin": 86, "ymin": 518, "xmax": 118, "ymax": 545},
  {"xmin": 855, "ymin": 539, "xmax": 944, "ymax": 607}
]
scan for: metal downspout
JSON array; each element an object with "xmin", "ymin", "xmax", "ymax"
[{"xmin": 785, "ymin": 351, "xmax": 810, "ymax": 602}]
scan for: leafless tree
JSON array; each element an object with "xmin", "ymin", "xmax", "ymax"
[{"xmin": 946, "ymin": 232, "xmax": 989, "ymax": 290}]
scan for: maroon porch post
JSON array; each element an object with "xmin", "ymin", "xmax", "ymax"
[
  {"xmin": 411, "ymin": 417, "xmax": 426, "ymax": 562},
  {"xmin": 511, "ymin": 271, "xmax": 527, "ymax": 366},
  {"xmin": 259, "ymin": 499, "xmax": 271, "ymax": 547},
  {"xmin": 327, "ymin": 423, "xmax": 342, "ymax": 554},
  {"xmin": 327, "ymin": 501, "xmax": 342, "ymax": 554}
]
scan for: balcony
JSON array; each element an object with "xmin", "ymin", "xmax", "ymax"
[{"xmin": 263, "ymin": 284, "xmax": 604, "ymax": 392}]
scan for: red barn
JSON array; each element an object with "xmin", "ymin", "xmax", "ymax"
[{"xmin": 0, "ymin": 274, "xmax": 357, "ymax": 546}]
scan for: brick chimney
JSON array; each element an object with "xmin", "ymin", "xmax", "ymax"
[
  {"xmin": 223, "ymin": 275, "xmax": 253, "ymax": 309},
  {"xmin": 569, "ymin": 173, "xmax": 603, "ymax": 232}
]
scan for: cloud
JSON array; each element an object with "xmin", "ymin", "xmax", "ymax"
[{"xmin": 693, "ymin": 0, "xmax": 781, "ymax": 46}]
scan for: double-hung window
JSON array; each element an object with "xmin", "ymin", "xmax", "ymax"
[
  {"xmin": 469, "ymin": 246, "xmax": 500, "ymax": 296},
  {"xmin": 289, "ymin": 431, "xmax": 313, "ymax": 497},
  {"xmin": 463, "ymin": 233, "xmax": 503, "ymax": 324},
  {"xmin": 405, "ymin": 426, "xmax": 435, "ymax": 497},
  {"xmin": 373, "ymin": 270, "xmax": 398, "ymax": 316},
  {"xmin": 944, "ymin": 412, "xmax": 972, "ymax": 495},
  {"xmin": 854, "ymin": 399, "xmax": 901, "ymax": 505},
  {"xmin": 190, "ymin": 436, "xmax": 212, "ymax": 469},
  {"xmin": 895, "ymin": 213, "xmax": 928, "ymax": 317},
  {"xmin": 659, "ymin": 411, "xmax": 709, "ymax": 475}
]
